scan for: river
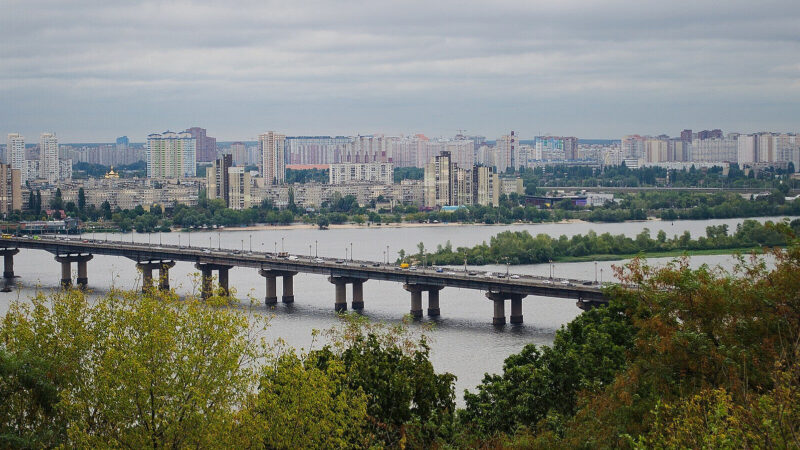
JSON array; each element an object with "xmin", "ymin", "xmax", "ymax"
[{"xmin": 0, "ymin": 216, "xmax": 792, "ymax": 402}]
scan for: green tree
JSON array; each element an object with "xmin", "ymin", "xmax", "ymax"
[
  {"xmin": 78, "ymin": 188, "xmax": 86, "ymax": 212},
  {"xmin": 312, "ymin": 316, "xmax": 457, "ymax": 447},
  {"xmin": 0, "ymin": 288, "xmax": 266, "ymax": 448},
  {"xmin": 236, "ymin": 350, "xmax": 370, "ymax": 448}
]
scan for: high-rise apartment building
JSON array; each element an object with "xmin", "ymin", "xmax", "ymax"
[
  {"xmin": 344, "ymin": 136, "xmax": 392, "ymax": 163},
  {"xmin": 689, "ymin": 137, "xmax": 738, "ymax": 162},
  {"xmin": 424, "ymin": 151, "xmax": 498, "ymax": 208},
  {"xmin": 39, "ymin": 132, "xmax": 59, "ymax": 184},
  {"xmin": 227, "ymin": 167, "xmax": 251, "ymax": 210},
  {"xmin": 146, "ymin": 131, "xmax": 197, "ymax": 178},
  {"xmin": 644, "ymin": 138, "xmax": 670, "ymax": 163},
  {"xmin": 495, "ymin": 132, "xmax": 516, "ymax": 172},
  {"xmin": 737, "ymin": 134, "xmax": 758, "ymax": 165},
  {"xmin": 758, "ymin": 133, "xmax": 776, "ymax": 163},
  {"xmin": 259, "ymin": 131, "xmax": 286, "ymax": 185},
  {"xmin": 230, "ymin": 142, "xmax": 247, "ymax": 166},
  {"xmin": 424, "ymin": 151, "xmax": 454, "ymax": 207},
  {"xmin": 206, "ymin": 154, "xmax": 233, "ymax": 206},
  {"xmin": 286, "ymin": 136, "xmax": 350, "ymax": 165},
  {"xmin": 185, "ymin": 127, "xmax": 217, "ymax": 162},
  {"xmin": 0, "ymin": 163, "xmax": 22, "ymax": 215},
  {"xmin": 7, "ymin": 133, "xmax": 25, "ymax": 185},
  {"xmin": 680, "ymin": 129, "xmax": 693, "ymax": 143},
  {"xmin": 329, "ymin": 162, "xmax": 393, "ymax": 184}
]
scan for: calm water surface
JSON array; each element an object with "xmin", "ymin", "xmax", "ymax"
[{"xmin": 0, "ymin": 216, "xmax": 790, "ymax": 402}]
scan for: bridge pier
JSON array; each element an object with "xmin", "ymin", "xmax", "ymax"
[
  {"xmin": 195, "ymin": 263, "xmax": 233, "ymax": 299},
  {"xmin": 486, "ymin": 292, "xmax": 527, "ymax": 325},
  {"xmin": 137, "ymin": 261, "xmax": 176, "ymax": 292},
  {"xmin": 328, "ymin": 276, "xmax": 367, "ymax": 312},
  {"xmin": 576, "ymin": 299, "xmax": 606, "ymax": 311},
  {"xmin": 259, "ymin": 270, "xmax": 298, "ymax": 305},
  {"xmin": 334, "ymin": 280, "xmax": 347, "ymax": 312},
  {"xmin": 403, "ymin": 284, "xmax": 443, "ymax": 318},
  {"xmin": 352, "ymin": 280, "xmax": 364, "ymax": 310},
  {"xmin": 1, "ymin": 248, "xmax": 19, "ymax": 280},
  {"xmin": 55, "ymin": 254, "xmax": 93, "ymax": 289}
]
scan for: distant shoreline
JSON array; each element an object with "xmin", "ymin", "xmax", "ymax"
[{"xmin": 216, "ymin": 218, "xmax": 588, "ymax": 232}]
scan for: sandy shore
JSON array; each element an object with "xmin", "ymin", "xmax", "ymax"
[{"xmin": 210, "ymin": 218, "xmax": 590, "ymax": 232}]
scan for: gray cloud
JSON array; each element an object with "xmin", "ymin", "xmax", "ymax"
[{"xmin": 1, "ymin": 0, "xmax": 799, "ymax": 141}]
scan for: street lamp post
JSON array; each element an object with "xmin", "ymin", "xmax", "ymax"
[
  {"xmin": 594, "ymin": 261, "xmax": 598, "ymax": 284},
  {"xmin": 315, "ymin": 240, "xmax": 318, "ymax": 257},
  {"xmin": 209, "ymin": 236, "xmax": 211, "ymax": 249},
  {"xmin": 600, "ymin": 268, "xmax": 604, "ymax": 285},
  {"xmin": 350, "ymin": 242, "xmax": 353, "ymax": 261},
  {"xmin": 274, "ymin": 241, "xmax": 277, "ymax": 253},
  {"xmin": 241, "ymin": 239, "xmax": 244, "ymax": 252},
  {"xmin": 309, "ymin": 244, "xmax": 312, "ymax": 257},
  {"xmin": 549, "ymin": 259, "xmax": 553, "ymax": 279},
  {"xmin": 218, "ymin": 232, "xmax": 221, "ymax": 250},
  {"xmin": 249, "ymin": 234, "xmax": 252, "ymax": 252},
  {"xmin": 345, "ymin": 247, "xmax": 348, "ymax": 261},
  {"xmin": 281, "ymin": 237, "xmax": 284, "ymax": 252}
]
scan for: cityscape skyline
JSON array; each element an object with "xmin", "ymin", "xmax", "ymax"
[{"xmin": 2, "ymin": 0, "xmax": 799, "ymax": 142}]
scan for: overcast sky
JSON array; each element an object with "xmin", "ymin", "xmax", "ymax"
[{"xmin": 2, "ymin": 0, "xmax": 799, "ymax": 142}]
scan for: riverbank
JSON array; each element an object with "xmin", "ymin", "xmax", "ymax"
[
  {"xmin": 221, "ymin": 218, "xmax": 588, "ymax": 231},
  {"xmin": 553, "ymin": 246, "xmax": 770, "ymax": 263}
]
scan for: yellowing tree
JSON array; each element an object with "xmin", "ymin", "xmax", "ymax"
[{"xmin": 0, "ymin": 288, "xmax": 267, "ymax": 448}]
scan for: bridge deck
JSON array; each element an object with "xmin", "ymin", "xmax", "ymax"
[{"xmin": 0, "ymin": 236, "xmax": 607, "ymax": 302}]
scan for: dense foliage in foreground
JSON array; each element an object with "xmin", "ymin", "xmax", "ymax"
[{"xmin": 1, "ymin": 224, "xmax": 799, "ymax": 448}]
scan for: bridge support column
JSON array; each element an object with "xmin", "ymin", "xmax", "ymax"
[
  {"xmin": 351, "ymin": 280, "xmax": 364, "ymax": 310},
  {"xmin": 263, "ymin": 274, "xmax": 277, "ymax": 305},
  {"xmin": 404, "ymin": 284, "xmax": 443, "ymax": 319},
  {"xmin": 487, "ymin": 292, "xmax": 527, "ymax": 326},
  {"xmin": 158, "ymin": 261, "xmax": 175, "ymax": 291},
  {"xmin": 218, "ymin": 267, "xmax": 229, "ymax": 296},
  {"xmin": 510, "ymin": 295, "xmax": 523, "ymax": 324},
  {"xmin": 55, "ymin": 254, "xmax": 93, "ymax": 289},
  {"xmin": 282, "ymin": 274, "xmax": 294, "ymax": 304},
  {"xmin": 334, "ymin": 280, "xmax": 347, "ymax": 312},
  {"xmin": 403, "ymin": 284, "xmax": 424, "ymax": 318},
  {"xmin": 328, "ymin": 276, "xmax": 366, "ymax": 312},
  {"xmin": 138, "ymin": 264, "xmax": 155, "ymax": 291},
  {"xmin": 60, "ymin": 260, "xmax": 71, "ymax": 288},
  {"xmin": 427, "ymin": 287, "xmax": 442, "ymax": 317},
  {"xmin": 576, "ymin": 299, "xmax": 606, "ymax": 311},
  {"xmin": 195, "ymin": 264, "xmax": 213, "ymax": 299},
  {"xmin": 195, "ymin": 263, "xmax": 233, "ymax": 298},
  {"xmin": 493, "ymin": 298, "xmax": 505, "ymax": 325},
  {"xmin": 76, "ymin": 257, "xmax": 90, "ymax": 289},
  {"xmin": 260, "ymin": 270, "xmax": 298, "ymax": 305},
  {"xmin": 1, "ymin": 249, "xmax": 19, "ymax": 280}
]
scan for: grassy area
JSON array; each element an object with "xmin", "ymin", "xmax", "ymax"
[{"xmin": 554, "ymin": 246, "xmax": 771, "ymax": 263}]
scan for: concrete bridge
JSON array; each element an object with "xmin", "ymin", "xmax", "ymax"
[{"xmin": 0, "ymin": 236, "xmax": 608, "ymax": 325}]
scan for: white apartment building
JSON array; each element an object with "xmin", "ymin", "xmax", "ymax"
[
  {"xmin": 259, "ymin": 131, "xmax": 286, "ymax": 185},
  {"xmin": 7, "ymin": 133, "xmax": 25, "ymax": 185},
  {"xmin": 495, "ymin": 132, "xmax": 517, "ymax": 172},
  {"xmin": 329, "ymin": 162, "xmax": 393, "ymax": 185},
  {"xmin": 228, "ymin": 166, "xmax": 251, "ymax": 210},
  {"xmin": 39, "ymin": 132, "xmax": 59, "ymax": 184},
  {"xmin": 344, "ymin": 135, "xmax": 392, "ymax": 163},
  {"xmin": 689, "ymin": 138, "xmax": 738, "ymax": 162},
  {"xmin": 737, "ymin": 134, "xmax": 758, "ymax": 165},
  {"xmin": 147, "ymin": 131, "xmax": 197, "ymax": 178}
]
